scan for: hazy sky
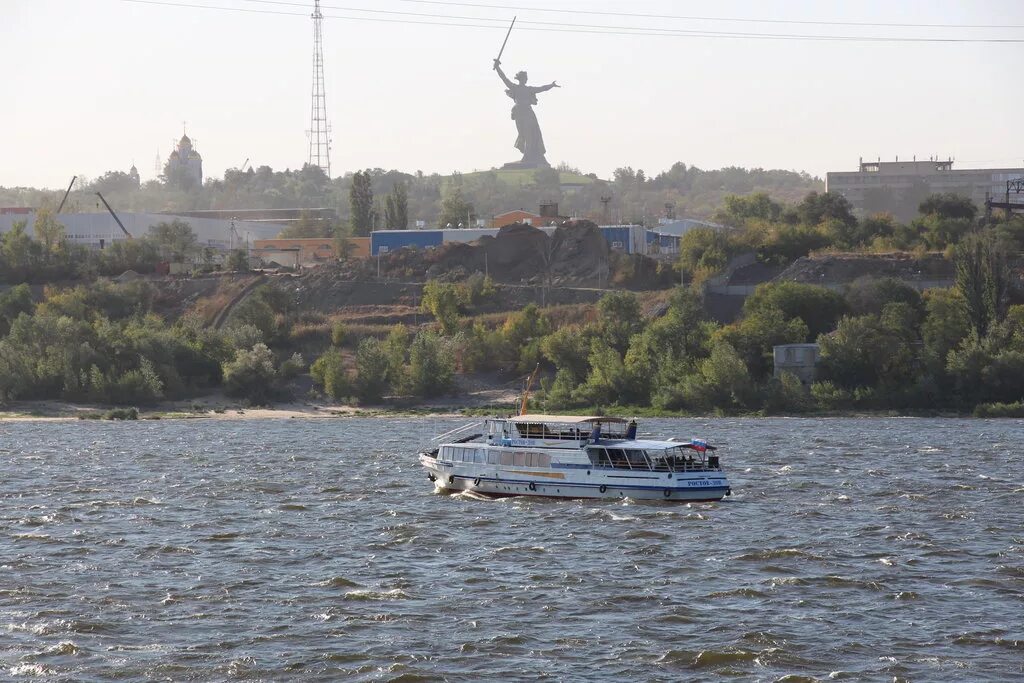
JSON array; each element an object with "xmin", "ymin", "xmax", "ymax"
[{"xmin": 3, "ymin": 0, "xmax": 1023, "ymax": 189}]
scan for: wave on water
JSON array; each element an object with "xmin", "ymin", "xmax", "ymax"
[{"xmin": 343, "ymin": 588, "xmax": 410, "ymax": 601}]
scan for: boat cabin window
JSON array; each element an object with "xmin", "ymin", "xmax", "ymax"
[
  {"xmin": 499, "ymin": 451, "xmax": 551, "ymax": 468},
  {"xmin": 587, "ymin": 447, "xmax": 651, "ymax": 471},
  {"xmin": 626, "ymin": 449, "xmax": 650, "ymax": 468},
  {"xmin": 647, "ymin": 446, "xmax": 709, "ymax": 472},
  {"xmin": 441, "ymin": 446, "xmax": 488, "ymax": 463},
  {"xmin": 587, "ymin": 448, "xmax": 612, "ymax": 467}
]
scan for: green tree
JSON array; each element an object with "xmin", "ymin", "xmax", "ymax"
[
  {"xmin": 354, "ymin": 337, "xmax": 390, "ymax": 402},
  {"xmin": 383, "ymin": 324, "xmax": 411, "ymax": 391},
  {"xmin": 229, "ymin": 296, "xmax": 276, "ymax": 343},
  {"xmin": 758, "ymin": 223, "xmax": 831, "ymax": 265},
  {"xmin": 596, "ymin": 290, "xmax": 642, "ymax": 354},
  {"xmin": 845, "ymin": 276, "xmax": 924, "ymax": 320},
  {"xmin": 421, "ymin": 280, "xmax": 462, "ymax": 334},
  {"xmin": 439, "ymin": 184, "xmax": 473, "ymax": 229},
  {"xmin": 678, "ymin": 227, "xmax": 729, "ymax": 278},
  {"xmin": 797, "ymin": 191, "xmax": 856, "ymax": 230},
  {"xmin": 408, "ymin": 332, "xmax": 454, "ymax": 397},
  {"xmin": 573, "ymin": 341, "xmax": 629, "ymax": 407},
  {"xmin": 384, "ymin": 181, "xmax": 409, "ymax": 230},
  {"xmin": 955, "ymin": 231, "xmax": 1009, "ymax": 338},
  {"xmin": 1, "ymin": 221, "xmax": 35, "ymax": 280},
  {"xmin": 920, "ymin": 288, "xmax": 971, "ymax": 378},
  {"xmin": 349, "ymin": 170, "xmax": 374, "ymax": 236},
  {"xmin": 226, "ymin": 249, "xmax": 249, "ymax": 272},
  {"xmin": 32, "ymin": 207, "xmax": 66, "ymax": 255},
  {"xmin": 818, "ymin": 309, "xmax": 917, "ymax": 392},
  {"xmin": 743, "ymin": 281, "xmax": 847, "ymax": 340},
  {"xmin": 541, "ymin": 325, "xmax": 594, "ymax": 382},
  {"xmin": 311, "ymin": 347, "xmax": 351, "ymax": 401},
  {"xmin": 0, "ymin": 284, "xmax": 34, "ymax": 336},
  {"xmin": 149, "ymin": 219, "xmax": 197, "ymax": 261},
  {"xmin": 713, "ymin": 193, "xmax": 783, "ymax": 226},
  {"xmin": 223, "ymin": 343, "xmax": 279, "ymax": 404},
  {"xmin": 716, "ymin": 307, "xmax": 807, "ymax": 379},
  {"xmin": 919, "ymin": 193, "xmax": 977, "ymax": 221},
  {"xmin": 681, "ymin": 341, "xmax": 753, "ymax": 411}
]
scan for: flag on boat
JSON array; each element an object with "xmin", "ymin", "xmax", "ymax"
[{"xmin": 691, "ymin": 439, "xmax": 708, "ymax": 452}]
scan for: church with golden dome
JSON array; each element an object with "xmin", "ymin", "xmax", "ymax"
[{"xmin": 165, "ymin": 131, "xmax": 203, "ymax": 189}]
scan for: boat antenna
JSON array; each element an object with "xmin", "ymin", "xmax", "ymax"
[{"xmin": 520, "ymin": 364, "xmax": 540, "ymax": 416}]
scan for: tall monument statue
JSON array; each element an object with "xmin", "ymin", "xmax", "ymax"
[{"xmin": 493, "ymin": 58, "xmax": 559, "ymax": 169}]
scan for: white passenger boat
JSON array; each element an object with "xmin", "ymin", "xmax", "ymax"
[{"xmin": 419, "ymin": 415, "xmax": 731, "ymax": 502}]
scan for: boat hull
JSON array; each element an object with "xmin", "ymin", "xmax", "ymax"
[{"xmin": 421, "ymin": 455, "xmax": 730, "ymax": 502}]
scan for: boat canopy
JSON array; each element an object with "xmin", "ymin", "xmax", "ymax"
[{"xmin": 508, "ymin": 415, "xmax": 630, "ymax": 424}]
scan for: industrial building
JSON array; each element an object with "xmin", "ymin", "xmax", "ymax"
[
  {"xmin": 826, "ymin": 158, "xmax": 1024, "ymax": 220},
  {"xmin": 0, "ymin": 211, "xmax": 284, "ymax": 250},
  {"xmin": 252, "ymin": 236, "xmax": 369, "ymax": 267}
]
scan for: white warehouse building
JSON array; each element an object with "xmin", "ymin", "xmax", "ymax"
[{"xmin": 0, "ymin": 212, "xmax": 285, "ymax": 250}]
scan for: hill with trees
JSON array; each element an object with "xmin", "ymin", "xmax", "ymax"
[{"xmin": 0, "ymin": 161, "xmax": 821, "ymax": 232}]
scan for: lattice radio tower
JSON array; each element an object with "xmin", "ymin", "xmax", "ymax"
[{"xmin": 307, "ymin": 0, "xmax": 332, "ymax": 176}]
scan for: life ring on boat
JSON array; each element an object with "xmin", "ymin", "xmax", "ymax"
[
  {"xmin": 528, "ymin": 482, "xmax": 537, "ymax": 492},
  {"xmin": 473, "ymin": 477, "xmax": 481, "ymax": 487},
  {"xmin": 663, "ymin": 489, "xmax": 672, "ymax": 498},
  {"xmin": 427, "ymin": 473, "xmax": 436, "ymax": 482},
  {"xmin": 448, "ymin": 475, "xmax": 455, "ymax": 485},
  {"xmin": 726, "ymin": 488, "xmax": 732, "ymax": 496},
  {"xmin": 599, "ymin": 485, "xmax": 607, "ymax": 493}
]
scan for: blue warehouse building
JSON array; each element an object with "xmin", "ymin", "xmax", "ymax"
[{"xmin": 371, "ymin": 230, "xmax": 444, "ymax": 256}]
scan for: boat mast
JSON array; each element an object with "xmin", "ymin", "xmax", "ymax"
[{"xmin": 519, "ymin": 364, "xmax": 540, "ymax": 416}]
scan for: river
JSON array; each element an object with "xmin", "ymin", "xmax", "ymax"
[{"xmin": 1, "ymin": 417, "xmax": 1021, "ymax": 681}]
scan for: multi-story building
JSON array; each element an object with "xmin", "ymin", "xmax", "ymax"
[{"xmin": 826, "ymin": 158, "xmax": 1024, "ymax": 221}]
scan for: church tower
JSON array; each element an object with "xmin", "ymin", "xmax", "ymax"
[{"xmin": 166, "ymin": 130, "xmax": 203, "ymax": 188}]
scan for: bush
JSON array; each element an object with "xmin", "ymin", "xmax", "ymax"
[
  {"xmin": 973, "ymin": 401, "xmax": 1024, "ymax": 418},
  {"xmin": 762, "ymin": 372, "xmax": 812, "ymax": 414},
  {"xmin": 330, "ymin": 320, "xmax": 347, "ymax": 347},
  {"xmin": 354, "ymin": 337, "xmax": 389, "ymax": 402},
  {"xmin": 108, "ymin": 359, "xmax": 164, "ymax": 406},
  {"xmin": 104, "ymin": 407, "xmax": 139, "ymax": 420},
  {"xmin": 310, "ymin": 347, "xmax": 350, "ymax": 401},
  {"xmin": 223, "ymin": 343, "xmax": 279, "ymax": 404},
  {"xmin": 810, "ymin": 380, "xmax": 850, "ymax": 410},
  {"xmin": 421, "ymin": 280, "xmax": 462, "ymax": 334},
  {"xmin": 408, "ymin": 332, "xmax": 454, "ymax": 397}
]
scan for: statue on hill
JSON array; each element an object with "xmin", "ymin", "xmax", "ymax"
[{"xmin": 493, "ymin": 58, "xmax": 559, "ymax": 169}]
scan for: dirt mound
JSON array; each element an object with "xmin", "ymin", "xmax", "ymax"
[
  {"xmin": 777, "ymin": 252, "xmax": 954, "ymax": 285},
  {"xmin": 422, "ymin": 221, "xmax": 610, "ymax": 284}
]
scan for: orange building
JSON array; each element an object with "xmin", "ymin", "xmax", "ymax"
[{"xmin": 492, "ymin": 209, "xmax": 544, "ymax": 228}]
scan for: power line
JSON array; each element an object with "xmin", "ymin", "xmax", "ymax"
[
  {"xmin": 234, "ymin": 0, "xmax": 1024, "ymax": 40},
  {"xmin": 392, "ymin": 0, "xmax": 1024, "ymax": 30},
  {"xmin": 119, "ymin": 0, "xmax": 1024, "ymax": 42}
]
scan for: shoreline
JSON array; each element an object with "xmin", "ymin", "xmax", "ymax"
[{"xmin": 0, "ymin": 399, "xmax": 1009, "ymax": 422}]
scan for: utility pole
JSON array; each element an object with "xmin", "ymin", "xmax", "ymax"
[{"xmin": 308, "ymin": 0, "xmax": 332, "ymax": 176}]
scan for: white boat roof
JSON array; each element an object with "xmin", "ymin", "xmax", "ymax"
[
  {"xmin": 508, "ymin": 414, "xmax": 629, "ymax": 424},
  {"xmin": 597, "ymin": 439, "xmax": 681, "ymax": 449}
]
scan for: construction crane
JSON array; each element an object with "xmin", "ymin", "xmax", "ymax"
[
  {"xmin": 57, "ymin": 176, "xmax": 76, "ymax": 213},
  {"xmin": 94, "ymin": 192, "xmax": 133, "ymax": 239},
  {"xmin": 239, "ymin": 157, "xmax": 251, "ymax": 172}
]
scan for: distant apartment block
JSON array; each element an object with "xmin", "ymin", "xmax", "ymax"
[{"xmin": 826, "ymin": 158, "xmax": 1024, "ymax": 221}]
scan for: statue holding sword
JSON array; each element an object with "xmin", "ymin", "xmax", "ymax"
[{"xmin": 492, "ymin": 17, "xmax": 560, "ymax": 168}]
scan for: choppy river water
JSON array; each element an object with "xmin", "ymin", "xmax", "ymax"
[{"xmin": 1, "ymin": 417, "xmax": 1022, "ymax": 681}]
